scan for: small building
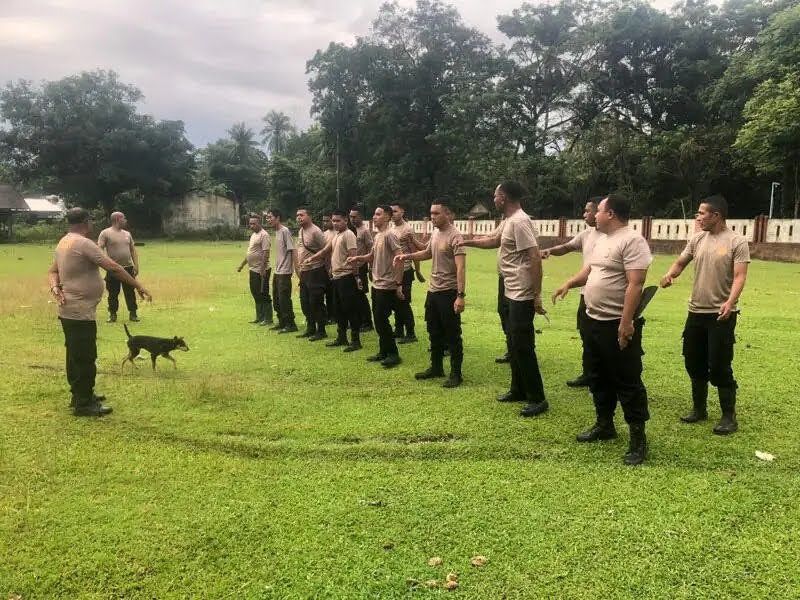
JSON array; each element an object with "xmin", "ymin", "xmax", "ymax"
[
  {"xmin": 0, "ymin": 184, "xmax": 29, "ymax": 240},
  {"xmin": 23, "ymin": 195, "xmax": 66, "ymax": 221},
  {"xmin": 468, "ymin": 201, "xmax": 491, "ymax": 218},
  {"xmin": 162, "ymin": 192, "xmax": 240, "ymax": 233}
]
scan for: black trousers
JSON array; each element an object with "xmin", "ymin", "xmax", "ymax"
[
  {"xmin": 325, "ymin": 275, "xmax": 337, "ymax": 322},
  {"xmin": 372, "ymin": 288, "xmax": 399, "ymax": 357},
  {"xmin": 272, "ymin": 273, "xmax": 295, "ymax": 327},
  {"xmin": 497, "ymin": 276, "xmax": 510, "ymax": 353},
  {"xmin": 585, "ymin": 316, "xmax": 650, "ymax": 425},
  {"xmin": 333, "ymin": 275, "xmax": 362, "ymax": 341},
  {"xmin": 59, "ymin": 317, "xmax": 97, "ymax": 401},
  {"xmin": 393, "ymin": 269, "xmax": 416, "ymax": 336},
  {"xmin": 357, "ymin": 264, "xmax": 373, "ymax": 327},
  {"xmin": 507, "ymin": 298, "xmax": 546, "ymax": 403},
  {"xmin": 683, "ymin": 312, "xmax": 738, "ymax": 388},
  {"xmin": 249, "ymin": 269, "xmax": 272, "ymax": 307},
  {"xmin": 425, "ymin": 290, "xmax": 463, "ymax": 376},
  {"xmin": 106, "ymin": 266, "xmax": 137, "ymax": 314},
  {"xmin": 577, "ymin": 294, "xmax": 590, "ymax": 375},
  {"xmin": 299, "ymin": 266, "xmax": 328, "ymax": 332}
]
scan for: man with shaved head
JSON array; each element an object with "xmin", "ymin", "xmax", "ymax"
[{"xmin": 98, "ymin": 211, "xmax": 140, "ymax": 322}]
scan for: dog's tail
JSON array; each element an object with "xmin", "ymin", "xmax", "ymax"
[{"xmin": 124, "ymin": 323, "xmax": 132, "ymax": 338}]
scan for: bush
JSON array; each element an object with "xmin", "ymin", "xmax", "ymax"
[
  {"xmin": 11, "ymin": 222, "xmax": 68, "ymax": 243},
  {"xmin": 165, "ymin": 224, "xmax": 248, "ymax": 241}
]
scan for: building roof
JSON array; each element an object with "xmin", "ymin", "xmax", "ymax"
[
  {"xmin": 468, "ymin": 201, "xmax": 491, "ymax": 217},
  {"xmin": 0, "ymin": 184, "xmax": 28, "ymax": 212},
  {"xmin": 24, "ymin": 196, "xmax": 65, "ymax": 214}
]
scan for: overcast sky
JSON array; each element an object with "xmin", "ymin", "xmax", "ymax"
[{"xmin": 1, "ymin": 0, "xmax": 674, "ymax": 147}]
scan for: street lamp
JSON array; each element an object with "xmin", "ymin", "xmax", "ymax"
[{"xmin": 769, "ymin": 182, "xmax": 781, "ymax": 218}]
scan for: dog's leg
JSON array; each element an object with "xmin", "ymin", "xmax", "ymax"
[
  {"xmin": 150, "ymin": 353, "xmax": 157, "ymax": 371},
  {"xmin": 163, "ymin": 354, "xmax": 177, "ymax": 370}
]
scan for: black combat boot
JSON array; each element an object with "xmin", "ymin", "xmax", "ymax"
[
  {"xmin": 566, "ymin": 373, "xmax": 590, "ymax": 388},
  {"xmin": 623, "ymin": 422, "xmax": 647, "ymax": 465},
  {"xmin": 680, "ymin": 379, "xmax": 708, "ymax": 423},
  {"xmin": 250, "ymin": 303, "xmax": 263, "ymax": 324},
  {"xmin": 129, "ymin": 311, "xmax": 139, "ymax": 322},
  {"xmin": 73, "ymin": 396, "xmax": 113, "ymax": 417},
  {"xmin": 576, "ymin": 419, "xmax": 617, "ymax": 442},
  {"xmin": 713, "ymin": 387, "xmax": 738, "ymax": 435}
]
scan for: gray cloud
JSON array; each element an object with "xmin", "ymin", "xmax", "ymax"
[{"xmin": 0, "ymin": 0, "xmax": 675, "ymax": 147}]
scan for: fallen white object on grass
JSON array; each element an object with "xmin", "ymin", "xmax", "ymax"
[{"xmin": 755, "ymin": 451, "xmax": 776, "ymax": 462}]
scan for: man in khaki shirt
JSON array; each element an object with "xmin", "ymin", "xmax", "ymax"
[
  {"xmin": 303, "ymin": 209, "xmax": 362, "ymax": 351},
  {"xmin": 349, "ymin": 205, "xmax": 405, "ymax": 367},
  {"xmin": 349, "ymin": 205, "xmax": 374, "ymax": 332},
  {"xmin": 460, "ymin": 182, "xmax": 549, "ymax": 416},
  {"xmin": 98, "ymin": 211, "xmax": 140, "ymax": 322},
  {"xmin": 394, "ymin": 199, "xmax": 466, "ymax": 388},
  {"xmin": 295, "ymin": 208, "xmax": 329, "ymax": 340},
  {"xmin": 389, "ymin": 202, "xmax": 423, "ymax": 343},
  {"xmin": 660, "ymin": 195, "xmax": 750, "ymax": 435},
  {"xmin": 322, "ymin": 214, "xmax": 338, "ymax": 326},
  {"xmin": 553, "ymin": 194, "xmax": 652, "ymax": 466},
  {"xmin": 237, "ymin": 215, "xmax": 273, "ymax": 325},
  {"xmin": 540, "ymin": 199, "xmax": 604, "ymax": 387},
  {"xmin": 48, "ymin": 208, "xmax": 152, "ymax": 416}
]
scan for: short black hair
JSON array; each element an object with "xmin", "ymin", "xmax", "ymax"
[
  {"xmin": 332, "ymin": 208, "xmax": 348, "ymax": 218},
  {"xmin": 498, "ymin": 181, "xmax": 529, "ymax": 203},
  {"xmin": 376, "ymin": 204, "xmax": 392, "ymax": 216},
  {"xmin": 296, "ymin": 206, "xmax": 310, "ymax": 215},
  {"xmin": 349, "ymin": 204, "xmax": 364, "ymax": 216},
  {"xmin": 66, "ymin": 207, "xmax": 90, "ymax": 225},
  {"xmin": 267, "ymin": 208, "xmax": 283, "ymax": 220},
  {"xmin": 603, "ymin": 193, "xmax": 631, "ymax": 222},
  {"xmin": 431, "ymin": 196, "xmax": 452, "ymax": 209},
  {"xmin": 587, "ymin": 196, "xmax": 604, "ymax": 209},
  {"xmin": 701, "ymin": 194, "xmax": 728, "ymax": 218},
  {"xmin": 248, "ymin": 214, "xmax": 260, "ymax": 221},
  {"xmin": 390, "ymin": 201, "xmax": 405, "ymax": 210}
]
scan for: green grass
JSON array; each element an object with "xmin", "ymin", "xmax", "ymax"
[{"xmin": 1, "ymin": 241, "xmax": 799, "ymax": 599}]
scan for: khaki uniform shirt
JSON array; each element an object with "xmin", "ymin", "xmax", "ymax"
[
  {"xmin": 500, "ymin": 209, "xmax": 539, "ymax": 302},
  {"xmin": 680, "ymin": 229, "xmax": 750, "ymax": 313},
  {"xmin": 331, "ymin": 229, "xmax": 357, "ymax": 280},
  {"xmin": 584, "ymin": 226, "xmax": 652, "ymax": 321},
  {"xmin": 297, "ymin": 225, "xmax": 327, "ymax": 272},
  {"xmin": 274, "ymin": 226, "xmax": 295, "ymax": 275},
  {"xmin": 564, "ymin": 226, "xmax": 604, "ymax": 294},
  {"xmin": 427, "ymin": 226, "xmax": 466, "ymax": 293},
  {"xmin": 246, "ymin": 229, "xmax": 270, "ymax": 273},
  {"xmin": 97, "ymin": 227, "xmax": 134, "ymax": 267},
  {"xmin": 372, "ymin": 229, "xmax": 401, "ymax": 290},
  {"xmin": 355, "ymin": 224, "xmax": 373, "ymax": 256},
  {"xmin": 391, "ymin": 221, "xmax": 415, "ymax": 271},
  {"xmin": 55, "ymin": 233, "xmax": 106, "ymax": 321}
]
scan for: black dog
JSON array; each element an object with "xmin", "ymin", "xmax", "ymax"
[{"xmin": 122, "ymin": 324, "xmax": 189, "ymax": 371}]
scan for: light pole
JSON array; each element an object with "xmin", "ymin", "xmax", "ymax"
[{"xmin": 769, "ymin": 181, "xmax": 781, "ymax": 218}]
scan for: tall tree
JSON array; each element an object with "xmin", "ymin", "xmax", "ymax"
[{"xmin": 261, "ymin": 110, "xmax": 297, "ymax": 155}]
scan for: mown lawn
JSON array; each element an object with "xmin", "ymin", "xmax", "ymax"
[{"xmin": 1, "ymin": 241, "xmax": 799, "ymax": 599}]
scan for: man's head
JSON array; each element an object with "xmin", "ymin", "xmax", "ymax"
[
  {"xmin": 373, "ymin": 205, "xmax": 392, "ymax": 229},
  {"xmin": 266, "ymin": 208, "xmax": 282, "ymax": 228},
  {"xmin": 110, "ymin": 211, "xmax": 127, "ymax": 229},
  {"xmin": 296, "ymin": 207, "xmax": 312, "ymax": 228},
  {"xmin": 390, "ymin": 202, "xmax": 406, "ymax": 225},
  {"xmin": 66, "ymin": 207, "xmax": 92, "ymax": 236},
  {"xmin": 595, "ymin": 193, "xmax": 631, "ymax": 234},
  {"xmin": 349, "ymin": 205, "xmax": 365, "ymax": 228},
  {"xmin": 332, "ymin": 208, "xmax": 349, "ymax": 232},
  {"xmin": 322, "ymin": 214, "xmax": 333, "ymax": 231},
  {"xmin": 248, "ymin": 215, "xmax": 262, "ymax": 232},
  {"xmin": 494, "ymin": 181, "xmax": 527, "ymax": 213},
  {"xmin": 584, "ymin": 199, "xmax": 600, "ymax": 227},
  {"xmin": 696, "ymin": 194, "xmax": 728, "ymax": 231},
  {"xmin": 430, "ymin": 198, "xmax": 453, "ymax": 229}
]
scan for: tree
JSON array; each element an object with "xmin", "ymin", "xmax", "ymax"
[
  {"xmin": 0, "ymin": 70, "xmax": 194, "ymax": 214},
  {"xmin": 261, "ymin": 111, "xmax": 297, "ymax": 155}
]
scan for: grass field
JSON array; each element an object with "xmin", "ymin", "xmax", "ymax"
[{"xmin": 1, "ymin": 241, "xmax": 799, "ymax": 599}]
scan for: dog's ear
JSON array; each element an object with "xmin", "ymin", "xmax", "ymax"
[{"xmin": 174, "ymin": 336, "xmax": 179, "ymax": 341}]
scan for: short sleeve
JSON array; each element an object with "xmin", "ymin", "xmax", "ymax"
[
  {"xmin": 733, "ymin": 237, "xmax": 751, "ymax": 264},
  {"xmin": 564, "ymin": 228, "xmax": 587, "ymax": 251},
  {"xmin": 513, "ymin": 219, "xmax": 538, "ymax": 251},
  {"xmin": 283, "ymin": 230, "xmax": 295, "ymax": 251},
  {"xmin": 386, "ymin": 232, "xmax": 400, "ymax": 253},
  {"xmin": 680, "ymin": 234, "xmax": 697, "ymax": 261},
  {"xmin": 452, "ymin": 233, "xmax": 466, "ymax": 256},
  {"xmin": 345, "ymin": 231, "xmax": 357, "ymax": 251},
  {"xmin": 260, "ymin": 231, "xmax": 270, "ymax": 251},
  {"xmin": 81, "ymin": 238, "xmax": 106, "ymax": 266},
  {"xmin": 623, "ymin": 236, "xmax": 652, "ymax": 270}
]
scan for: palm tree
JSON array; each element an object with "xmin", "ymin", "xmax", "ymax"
[
  {"xmin": 261, "ymin": 110, "xmax": 297, "ymax": 155},
  {"xmin": 227, "ymin": 122, "xmax": 260, "ymax": 163}
]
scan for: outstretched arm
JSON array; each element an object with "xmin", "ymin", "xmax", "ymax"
[
  {"xmin": 660, "ymin": 254, "xmax": 691, "ymax": 288},
  {"xmin": 552, "ymin": 264, "xmax": 591, "ymax": 304}
]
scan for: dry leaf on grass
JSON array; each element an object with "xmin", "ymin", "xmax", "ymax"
[
  {"xmin": 424, "ymin": 579, "xmax": 439, "ymax": 589},
  {"xmin": 428, "ymin": 556, "xmax": 443, "ymax": 566},
  {"xmin": 446, "ymin": 572, "xmax": 458, "ymax": 582},
  {"xmin": 444, "ymin": 580, "xmax": 459, "ymax": 590},
  {"xmin": 470, "ymin": 555, "xmax": 488, "ymax": 567}
]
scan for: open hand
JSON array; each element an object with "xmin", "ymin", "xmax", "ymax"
[
  {"xmin": 551, "ymin": 285, "xmax": 569, "ymax": 305},
  {"xmin": 138, "ymin": 287, "xmax": 153, "ymax": 302}
]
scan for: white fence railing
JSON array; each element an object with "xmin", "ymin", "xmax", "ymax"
[{"xmin": 404, "ymin": 218, "xmax": 800, "ymax": 244}]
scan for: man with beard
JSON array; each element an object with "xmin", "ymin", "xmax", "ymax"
[{"xmin": 540, "ymin": 200, "xmax": 603, "ymax": 387}]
